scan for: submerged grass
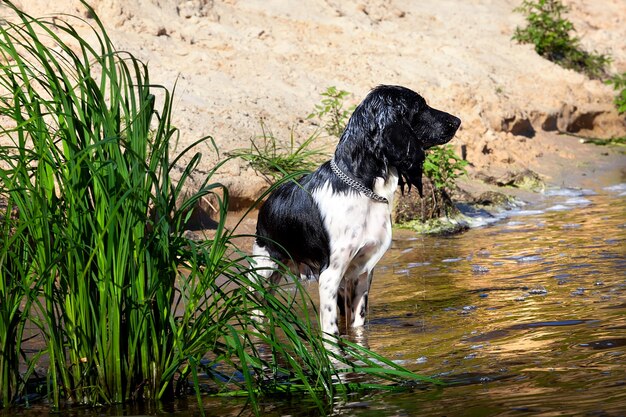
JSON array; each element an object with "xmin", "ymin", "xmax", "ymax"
[{"xmin": 0, "ymin": 1, "xmax": 436, "ymax": 413}]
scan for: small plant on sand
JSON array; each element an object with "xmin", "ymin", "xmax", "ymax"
[
  {"xmin": 606, "ymin": 72, "xmax": 626, "ymax": 115},
  {"xmin": 228, "ymin": 120, "xmax": 327, "ymax": 181},
  {"xmin": 229, "ymin": 87, "xmax": 357, "ymax": 181},
  {"xmin": 513, "ymin": 0, "xmax": 610, "ymax": 79},
  {"xmin": 423, "ymin": 146, "xmax": 468, "ymax": 192},
  {"xmin": 307, "ymin": 86, "xmax": 356, "ymax": 137}
]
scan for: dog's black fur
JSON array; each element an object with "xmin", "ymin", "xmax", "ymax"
[{"xmin": 256, "ymin": 85, "xmax": 460, "ymax": 272}]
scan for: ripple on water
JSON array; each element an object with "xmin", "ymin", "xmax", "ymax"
[
  {"xmin": 442, "ymin": 257, "xmax": 464, "ymax": 263},
  {"xmin": 506, "ymin": 221, "xmax": 526, "ymax": 226},
  {"xmin": 565, "ymin": 197, "xmax": 592, "ymax": 206},
  {"xmin": 406, "ymin": 261, "xmax": 431, "ymax": 268},
  {"xmin": 578, "ymin": 339, "xmax": 626, "ymax": 350},
  {"xmin": 471, "ymin": 265, "xmax": 490, "ymax": 274},
  {"xmin": 546, "ymin": 204, "xmax": 570, "ymax": 211},
  {"xmin": 510, "ymin": 255, "xmax": 544, "ymax": 263},
  {"xmin": 603, "ymin": 183, "xmax": 626, "ymax": 194},
  {"xmin": 527, "ymin": 286, "xmax": 548, "ymax": 295},
  {"xmin": 503, "ymin": 319, "xmax": 594, "ymax": 331},
  {"xmin": 552, "ymin": 273, "xmax": 572, "ymax": 280},
  {"xmin": 508, "ymin": 209, "xmax": 545, "ymax": 217},
  {"xmin": 544, "ymin": 187, "xmax": 596, "ymax": 197}
]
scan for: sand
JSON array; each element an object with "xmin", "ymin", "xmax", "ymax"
[{"xmin": 3, "ymin": 0, "xmax": 625, "ymax": 208}]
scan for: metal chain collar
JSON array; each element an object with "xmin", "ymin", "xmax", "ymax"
[{"xmin": 329, "ymin": 158, "xmax": 389, "ymax": 204}]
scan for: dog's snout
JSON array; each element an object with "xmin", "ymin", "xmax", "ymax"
[
  {"xmin": 448, "ymin": 115, "xmax": 461, "ymax": 131},
  {"xmin": 419, "ymin": 109, "xmax": 461, "ymax": 148}
]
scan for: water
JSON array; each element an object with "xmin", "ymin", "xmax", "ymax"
[
  {"xmin": 359, "ymin": 183, "xmax": 626, "ymax": 416},
  {"xmin": 3, "ymin": 183, "xmax": 625, "ymax": 416}
]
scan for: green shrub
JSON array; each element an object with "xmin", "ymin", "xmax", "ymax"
[
  {"xmin": 415, "ymin": 145, "xmax": 468, "ymax": 220},
  {"xmin": 423, "ymin": 145, "xmax": 468, "ymax": 192},
  {"xmin": 307, "ymin": 86, "xmax": 356, "ymax": 137},
  {"xmin": 606, "ymin": 72, "xmax": 626, "ymax": 115},
  {"xmin": 512, "ymin": 0, "xmax": 610, "ymax": 79}
]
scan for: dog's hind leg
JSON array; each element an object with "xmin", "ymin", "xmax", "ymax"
[
  {"xmin": 249, "ymin": 242, "xmax": 283, "ymax": 320},
  {"xmin": 249, "ymin": 242, "xmax": 283, "ymax": 284}
]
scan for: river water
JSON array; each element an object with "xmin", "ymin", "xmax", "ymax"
[
  {"xmin": 356, "ymin": 182, "xmax": 626, "ymax": 416},
  {"xmin": 3, "ymin": 181, "xmax": 625, "ymax": 417}
]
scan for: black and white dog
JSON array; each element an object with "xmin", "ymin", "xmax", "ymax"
[{"xmin": 252, "ymin": 85, "xmax": 460, "ymax": 336}]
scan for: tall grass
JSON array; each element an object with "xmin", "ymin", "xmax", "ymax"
[
  {"xmin": 0, "ymin": 0, "xmax": 213, "ymax": 405},
  {"xmin": 0, "ymin": 1, "xmax": 436, "ymax": 412}
]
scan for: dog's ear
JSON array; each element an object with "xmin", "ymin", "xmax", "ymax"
[
  {"xmin": 338, "ymin": 103, "xmax": 381, "ymax": 171},
  {"xmin": 381, "ymin": 121, "xmax": 426, "ymax": 197}
]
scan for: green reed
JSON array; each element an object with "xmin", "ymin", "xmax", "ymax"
[
  {"xmin": 0, "ymin": 1, "xmax": 436, "ymax": 412},
  {"xmin": 0, "ymin": 0, "xmax": 195, "ymax": 404}
]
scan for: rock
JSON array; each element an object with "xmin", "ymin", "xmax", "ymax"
[
  {"xmin": 472, "ymin": 191, "xmax": 516, "ymax": 206},
  {"xmin": 477, "ymin": 169, "xmax": 545, "ymax": 191},
  {"xmin": 395, "ymin": 216, "xmax": 470, "ymax": 235},
  {"xmin": 219, "ymin": 174, "xmax": 270, "ymax": 211}
]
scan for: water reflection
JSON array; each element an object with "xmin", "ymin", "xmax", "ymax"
[{"xmin": 361, "ymin": 185, "xmax": 626, "ymax": 415}]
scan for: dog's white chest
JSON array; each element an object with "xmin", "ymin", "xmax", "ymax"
[
  {"xmin": 351, "ymin": 203, "xmax": 392, "ymax": 272},
  {"xmin": 313, "ymin": 179, "xmax": 396, "ymax": 276}
]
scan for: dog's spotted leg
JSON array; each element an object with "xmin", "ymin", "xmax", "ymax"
[
  {"xmin": 319, "ymin": 266, "xmax": 344, "ymax": 337},
  {"xmin": 350, "ymin": 270, "xmax": 372, "ymax": 328},
  {"xmin": 341, "ymin": 279, "xmax": 356, "ymax": 333}
]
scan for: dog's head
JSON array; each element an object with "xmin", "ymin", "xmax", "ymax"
[{"xmin": 340, "ymin": 85, "xmax": 461, "ymax": 196}]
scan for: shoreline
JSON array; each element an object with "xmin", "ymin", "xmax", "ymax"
[
  {"xmin": 218, "ymin": 131, "xmax": 625, "ymax": 251},
  {"xmin": 395, "ymin": 130, "xmax": 625, "ymax": 235}
]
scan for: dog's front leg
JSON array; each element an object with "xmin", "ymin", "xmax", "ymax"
[
  {"xmin": 318, "ymin": 267, "xmax": 344, "ymax": 337},
  {"xmin": 350, "ymin": 270, "xmax": 372, "ymax": 328}
]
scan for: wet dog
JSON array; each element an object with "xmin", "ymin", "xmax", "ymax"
[{"xmin": 252, "ymin": 85, "xmax": 460, "ymax": 336}]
